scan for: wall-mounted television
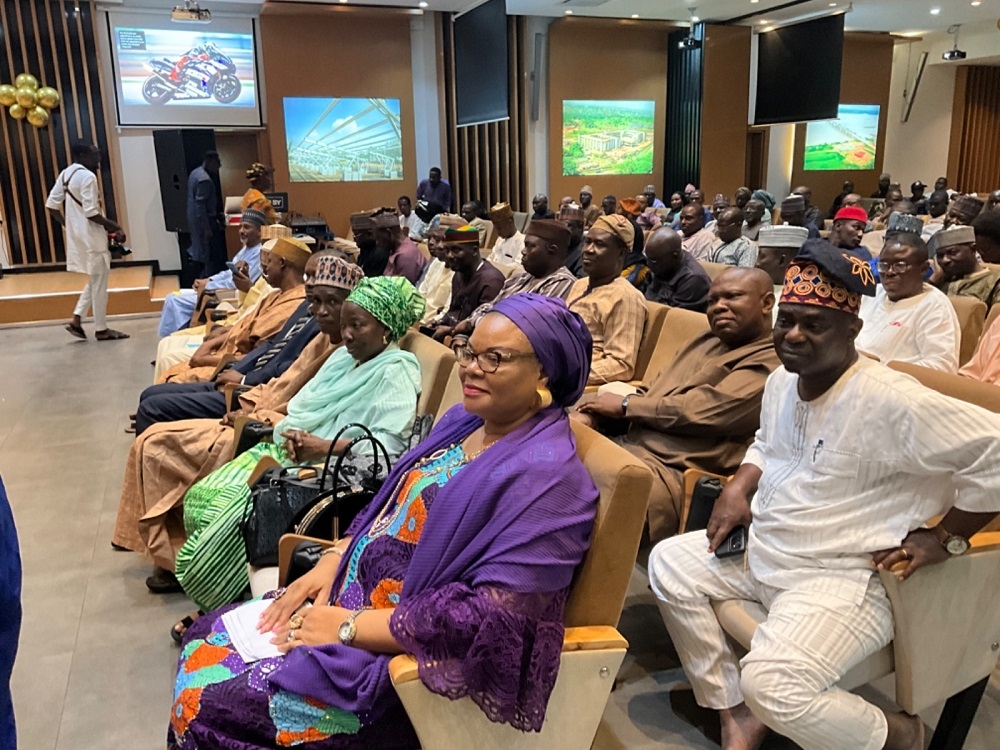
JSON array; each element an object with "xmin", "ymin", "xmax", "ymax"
[
  {"xmin": 284, "ymin": 97, "xmax": 402, "ymax": 183},
  {"xmin": 106, "ymin": 11, "xmax": 262, "ymax": 128},
  {"xmin": 562, "ymin": 100, "xmax": 655, "ymax": 177},
  {"xmin": 803, "ymin": 104, "xmax": 880, "ymax": 171}
]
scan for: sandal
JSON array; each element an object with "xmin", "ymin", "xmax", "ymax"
[
  {"xmin": 170, "ymin": 610, "xmax": 205, "ymax": 645},
  {"xmin": 95, "ymin": 329, "xmax": 130, "ymax": 341},
  {"xmin": 65, "ymin": 323, "xmax": 86, "ymax": 340}
]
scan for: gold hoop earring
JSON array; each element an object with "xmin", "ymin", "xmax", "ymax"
[{"xmin": 536, "ymin": 388, "xmax": 553, "ymax": 410}]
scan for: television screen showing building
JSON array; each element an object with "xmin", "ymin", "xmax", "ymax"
[{"xmin": 563, "ymin": 100, "xmax": 655, "ymax": 176}]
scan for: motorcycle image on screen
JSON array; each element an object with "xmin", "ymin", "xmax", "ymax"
[{"xmin": 141, "ymin": 42, "xmax": 241, "ymax": 105}]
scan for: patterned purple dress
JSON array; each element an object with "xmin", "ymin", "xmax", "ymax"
[{"xmin": 168, "ymin": 444, "xmax": 468, "ymax": 749}]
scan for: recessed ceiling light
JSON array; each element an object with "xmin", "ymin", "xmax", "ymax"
[
  {"xmin": 829, "ymin": 2, "xmax": 837, "ymax": 5},
  {"xmin": 418, "ymin": 1, "xmax": 428, "ymax": 6},
  {"xmin": 758, "ymin": 19, "xmax": 770, "ymax": 24},
  {"xmin": 691, "ymin": 14, "xmax": 699, "ymax": 22},
  {"xmin": 750, "ymin": 0, "xmax": 759, "ymax": 3},
  {"xmin": 631, "ymin": 13, "xmax": 639, "ymax": 18},
  {"xmin": 564, "ymin": 9, "xmax": 573, "ymax": 14},
  {"xmin": 930, "ymin": 7, "xmax": 940, "ymax": 14},
  {"xmin": 762, "ymin": 25, "xmax": 774, "ymax": 32},
  {"xmin": 971, "ymin": 0, "xmax": 981, "ymax": 5}
]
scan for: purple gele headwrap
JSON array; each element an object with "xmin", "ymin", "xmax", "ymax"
[{"xmin": 489, "ymin": 293, "xmax": 593, "ymax": 407}]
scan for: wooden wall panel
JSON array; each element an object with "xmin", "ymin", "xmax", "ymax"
[
  {"xmin": 700, "ymin": 24, "xmax": 751, "ymax": 199},
  {"xmin": 259, "ymin": 4, "xmax": 417, "ymax": 239},
  {"xmin": 0, "ymin": 0, "xmax": 117, "ymax": 267},
  {"xmin": 951, "ymin": 66, "xmax": 1000, "ymax": 194},
  {"xmin": 441, "ymin": 15, "xmax": 526, "ymax": 213},
  {"xmin": 547, "ymin": 18, "xmax": 672, "ymax": 207},
  {"xmin": 789, "ymin": 33, "xmax": 895, "ymax": 213}
]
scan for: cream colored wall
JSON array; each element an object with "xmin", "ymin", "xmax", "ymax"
[{"xmin": 883, "ymin": 39, "xmax": 957, "ymax": 190}]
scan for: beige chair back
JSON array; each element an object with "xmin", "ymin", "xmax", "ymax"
[
  {"xmin": 887, "ymin": 360, "xmax": 1000, "ymax": 413},
  {"xmin": 946, "ymin": 296, "xmax": 987, "ymax": 366},
  {"xmin": 398, "ymin": 331, "xmax": 458, "ymax": 418},
  {"xmin": 563, "ymin": 422, "xmax": 654, "ymax": 628},
  {"xmin": 642, "ymin": 307, "xmax": 711, "ymax": 383},
  {"xmin": 699, "ymin": 261, "xmax": 730, "ymax": 281},
  {"xmin": 512, "ymin": 211, "xmax": 530, "ymax": 233},
  {"xmin": 434, "ymin": 367, "xmax": 464, "ymax": 424},
  {"xmin": 632, "ymin": 301, "xmax": 670, "ymax": 383},
  {"xmin": 983, "ymin": 301, "xmax": 1000, "ymax": 337},
  {"xmin": 770, "ymin": 207, "xmax": 782, "ymax": 226}
]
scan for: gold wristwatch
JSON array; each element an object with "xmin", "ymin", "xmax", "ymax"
[
  {"xmin": 338, "ymin": 609, "xmax": 363, "ymax": 646},
  {"xmin": 931, "ymin": 524, "xmax": 970, "ymax": 556}
]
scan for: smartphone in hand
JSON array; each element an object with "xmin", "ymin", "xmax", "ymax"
[
  {"xmin": 226, "ymin": 261, "xmax": 239, "ymax": 274},
  {"xmin": 714, "ymin": 525, "xmax": 747, "ymax": 559}
]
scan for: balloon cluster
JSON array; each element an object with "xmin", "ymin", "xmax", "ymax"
[{"xmin": 0, "ymin": 73, "xmax": 61, "ymax": 128}]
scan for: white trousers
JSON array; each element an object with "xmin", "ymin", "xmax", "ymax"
[
  {"xmin": 152, "ymin": 334, "xmax": 203, "ymax": 382},
  {"xmin": 73, "ymin": 264, "xmax": 109, "ymax": 330},
  {"xmin": 649, "ymin": 532, "xmax": 894, "ymax": 750}
]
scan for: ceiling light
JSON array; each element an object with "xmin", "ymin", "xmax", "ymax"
[
  {"xmin": 631, "ymin": 13, "xmax": 639, "ymax": 18},
  {"xmin": 418, "ymin": 1, "xmax": 427, "ymax": 5},
  {"xmin": 564, "ymin": 9, "xmax": 573, "ymax": 14},
  {"xmin": 763, "ymin": 25, "xmax": 774, "ymax": 32},
  {"xmin": 930, "ymin": 7, "xmax": 940, "ymax": 14},
  {"xmin": 971, "ymin": 1, "xmax": 981, "ymax": 5},
  {"xmin": 828, "ymin": 2, "xmax": 837, "ymax": 5},
  {"xmin": 751, "ymin": 0, "xmax": 759, "ymax": 3},
  {"xmin": 758, "ymin": 19, "xmax": 769, "ymax": 24}
]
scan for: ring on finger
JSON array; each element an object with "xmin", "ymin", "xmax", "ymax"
[
  {"xmin": 900, "ymin": 547, "xmax": 910, "ymax": 559},
  {"xmin": 289, "ymin": 614, "xmax": 305, "ymax": 630},
  {"xmin": 286, "ymin": 630, "xmax": 295, "ymax": 643}
]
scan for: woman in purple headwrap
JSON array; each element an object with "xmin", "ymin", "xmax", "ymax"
[{"xmin": 169, "ymin": 293, "xmax": 599, "ymax": 750}]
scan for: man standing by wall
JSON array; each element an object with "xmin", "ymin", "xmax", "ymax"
[
  {"xmin": 416, "ymin": 167, "xmax": 452, "ymax": 211},
  {"xmin": 46, "ymin": 141, "xmax": 129, "ymax": 341},
  {"xmin": 186, "ymin": 151, "xmax": 222, "ymax": 278}
]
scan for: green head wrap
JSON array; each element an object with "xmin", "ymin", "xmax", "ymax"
[{"xmin": 347, "ymin": 276, "xmax": 426, "ymax": 341}]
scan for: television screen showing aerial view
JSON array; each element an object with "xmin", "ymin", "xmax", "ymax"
[
  {"xmin": 562, "ymin": 100, "xmax": 655, "ymax": 176},
  {"xmin": 803, "ymin": 104, "xmax": 880, "ymax": 171}
]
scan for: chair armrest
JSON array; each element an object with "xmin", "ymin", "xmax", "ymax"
[
  {"xmin": 388, "ymin": 626, "xmax": 628, "ymax": 687},
  {"xmin": 223, "ymin": 383, "xmax": 251, "ymax": 411},
  {"xmin": 277, "ymin": 533, "xmax": 337, "ymax": 581},
  {"xmin": 880, "ymin": 543, "xmax": 1000, "ymax": 715},
  {"xmin": 680, "ymin": 468, "xmax": 731, "ymax": 534}
]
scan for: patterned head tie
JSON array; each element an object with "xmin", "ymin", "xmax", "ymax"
[
  {"xmin": 347, "ymin": 276, "xmax": 426, "ymax": 341},
  {"xmin": 780, "ymin": 239, "xmax": 876, "ymax": 317}
]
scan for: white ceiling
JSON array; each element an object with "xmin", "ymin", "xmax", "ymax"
[{"xmin": 120, "ymin": 0, "xmax": 999, "ymax": 34}]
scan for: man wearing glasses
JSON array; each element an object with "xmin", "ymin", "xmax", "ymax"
[
  {"xmin": 709, "ymin": 207, "xmax": 758, "ymax": 268},
  {"xmin": 856, "ymin": 233, "xmax": 960, "ymax": 373}
]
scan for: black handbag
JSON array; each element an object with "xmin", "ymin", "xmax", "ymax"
[{"xmin": 239, "ymin": 423, "xmax": 390, "ymax": 567}]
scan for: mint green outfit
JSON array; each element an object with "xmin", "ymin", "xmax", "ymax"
[{"xmin": 176, "ymin": 343, "xmax": 421, "ymax": 611}]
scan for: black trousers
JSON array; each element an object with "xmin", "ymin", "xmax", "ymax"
[{"xmin": 135, "ymin": 382, "xmax": 228, "ymax": 435}]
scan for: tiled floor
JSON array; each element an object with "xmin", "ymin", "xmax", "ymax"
[{"xmin": 3, "ymin": 318, "xmax": 999, "ymax": 749}]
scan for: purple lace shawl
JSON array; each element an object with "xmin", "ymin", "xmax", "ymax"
[{"xmin": 268, "ymin": 405, "xmax": 599, "ymax": 730}]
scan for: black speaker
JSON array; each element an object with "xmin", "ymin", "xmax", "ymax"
[{"xmin": 152, "ymin": 129, "xmax": 218, "ymax": 232}]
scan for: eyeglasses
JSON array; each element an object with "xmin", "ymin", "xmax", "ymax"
[
  {"xmin": 875, "ymin": 261, "xmax": 913, "ymax": 275},
  {"xmin": 452, "ymin": 344, "xmax": 535, "ymax": 373}
]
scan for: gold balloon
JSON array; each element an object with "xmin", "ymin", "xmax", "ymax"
[
  {"xmin": 14, "ymin": 73, "xmax": 38, "ymax": 90},
  {"xmin": 27, "ymin": 106, "xmax": 49, "ymax": 128},
  {"xmin": 8, "ymin": 104, "xmax": 26, "ymax": 120},
  {"xmin": 0, "ymin": 84, "xmax": 15, "ymax": 107},
  {"xmin": 36, "ymin": 86, "xmax": 60, "ymax": 110},
  {"xmin": 15, "ymin": 87, "xmax": 36, "ymax": 108}
]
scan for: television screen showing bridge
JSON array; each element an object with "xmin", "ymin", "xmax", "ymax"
[
  {"xmin": 563, "ymin": 100, "xmax": 655, "ymax": 176},
  {"xmin": 284, "ymin": 97, "xmax": 402, "ymax": 183},
  {"xmin": 803, "ymin": 103, "xmax": 880, "ymax": 171}
]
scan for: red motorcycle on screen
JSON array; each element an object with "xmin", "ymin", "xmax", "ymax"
[{"xmin": 142, "ymin": 42, "xmax": 241, "ymax": 105}]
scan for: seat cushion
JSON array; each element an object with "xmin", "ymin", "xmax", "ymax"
[{"xmin": 712, "ymin": 598, "xmax": 894, "ymax": 691}]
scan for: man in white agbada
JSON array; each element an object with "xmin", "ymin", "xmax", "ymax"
[
  {"xmin": 156, "ymin": 208, "xmax": 266, "ymax": 337},
  {"xmin": 485, "ymin": 201, "xmax": 525, "ymax": 274},
  {"xmin": 45, "ymin": 141, "xmax": 129, "ymax": 341},
  {"xmin": 650, "ymin": 239, "xmax": 1000, "ymax": 750},
  {"xmin": 858, "ymin": 233, "xmax": 960, "ymax": 373}
]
